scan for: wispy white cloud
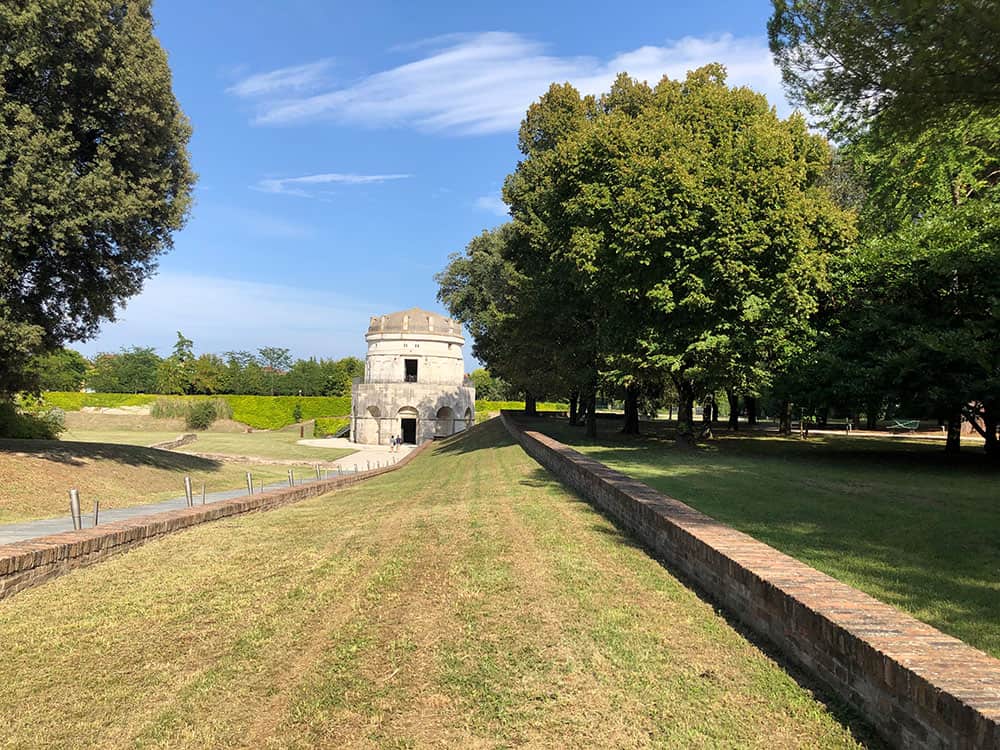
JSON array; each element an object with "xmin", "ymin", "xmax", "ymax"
[
  {"xmin": 227, "ymin": 32, "xmax": 788, "ymax": 134},
  {"xmin": 226, "ymin": 59, "xmax": 334, "ymax": 98},
  {"xmin": 475, "ymin": 194, "xmax": 508, "ymax": 216},
  {"xmin": 256, "ymin": 172, "xmax": 412, "ymax": 197}
]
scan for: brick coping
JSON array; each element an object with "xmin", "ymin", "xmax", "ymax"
[
  {"xmin": 502, "ymin": 414, "xmax": 999, "ymax": 749},
  {"xmin": 0, "ymin": 439, "xmax": 433, "ymax": 600}
]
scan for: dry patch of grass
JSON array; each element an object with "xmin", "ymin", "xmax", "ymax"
[
  {"xmin": 0, "ymin": 420, "xmax": 867, "ymax": 748},
  {"xmin": 0, "ymin": 439, "xmax": 319, "ymax": 524}
]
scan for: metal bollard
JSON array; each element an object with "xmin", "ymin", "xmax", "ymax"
[
  {"xmin": 93, "ymin": 499, "xmax": 100, "ymax": 527},
  {"xmin": 68, "ymin": 489, "xmax": 82, "ymax": 530},
  {"xmin": 184, "ymin": 476, "xmax": 193, "ymax": 507},
  {"xmin": 202, "ymin": 482, "xmax": 206, "ymax": 504},
  {"xmin": 287, "ymin": 469, "xmax": 294, "ymax": 487},
  {"xmin": 246, "ymin": 472, "xmax": 254, "ymax": 496}
]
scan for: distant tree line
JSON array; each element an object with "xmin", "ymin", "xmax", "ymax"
[
  {"xmin": 437, "ymin": 1, "xmax": 999, "ymax": 457},
  {"xmin": 33, "ymin": 332, "xmax": 364, "ymax": 398}
]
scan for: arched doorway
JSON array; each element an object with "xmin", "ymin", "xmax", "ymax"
[
  {"xmin": 397, "ymin": 406, "xmax": 418, "ymax": 444},
  {"xmin": 436, "ymin": 406, "xmax": 455, "ymax": 437}
]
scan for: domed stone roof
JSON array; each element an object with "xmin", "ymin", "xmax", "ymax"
[{"xmin": 367, "ymin": 308, "xmax": 460, "ymax": 336}]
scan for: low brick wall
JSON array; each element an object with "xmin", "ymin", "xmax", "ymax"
[
  {"xmin": 502, "ymin": 415, "xmax": 999, "ymax": 750},
  {"xmin": 0, "ymin": 441, "xmax": 432, "ymax": 602}
]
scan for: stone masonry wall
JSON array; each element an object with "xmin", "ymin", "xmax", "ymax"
[
  {"xmin": 501, "ymin": 414, "xmax": 999, "ymax": 750},
  {"xmin": 0, "ymin": 441, "xmax": 432, "ymax": 602}
]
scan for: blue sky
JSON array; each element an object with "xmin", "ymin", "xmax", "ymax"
[{"xmin": 80, "ymin": 0, "xmax": 790, "ymax": 369}]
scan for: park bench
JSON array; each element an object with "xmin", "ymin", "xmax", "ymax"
[{"xmin": 887, "ymin": 419, "xmax": 920, "ymax": 433}]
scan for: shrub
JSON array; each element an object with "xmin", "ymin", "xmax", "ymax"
[
  {"xmin": 150, "ymin": 397, "xmax": 189, "ymax": 419},
  {"xmin": 0, "ymin": 396, "xmax": 65, "ymax": 439},
  {"xmin": 186, "ymin": 401, "xmax": 217, "ymax": 430},
  {"xmin": 293, "ymin": 402, "xmax": 303, "ymax": 423}
]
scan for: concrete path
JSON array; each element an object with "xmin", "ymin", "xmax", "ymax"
[{"xmin": 296, "ymin": 438, "xmax": 414, "ymax": 471}]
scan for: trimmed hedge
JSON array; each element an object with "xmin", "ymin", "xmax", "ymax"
[
  {"xmin": 43, "ymin": 392, "xmax": 351, "ymax": 430},
  {"xmin": 475, "ymin": 400, "xmax": 567, "ymax": 413},
  {"xmin": 43, "ymin": 393, "xmax": 566, "ymax": 430},
  {"xmin": 224, "ymin": 396, "xmax": 350, "ymax": 430},
  {"xmin": 314, "ymin": 416, "xmax": 350, "ymax": 438},
  {"xmin": 42, "ymin": 392, "xmax": 159, "ymax": 411}
]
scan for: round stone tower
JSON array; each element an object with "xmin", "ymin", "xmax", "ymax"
[{"xmin": 350, "ymin": 308, "xmax": 475, "ymax": 445}]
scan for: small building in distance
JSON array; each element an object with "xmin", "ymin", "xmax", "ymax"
[{"xmin": 350, "ymin": 308, "xmax": 475, "ymax": 445}]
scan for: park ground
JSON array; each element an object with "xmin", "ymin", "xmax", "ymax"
[
  {"xmin": 0, "ymin": 420, "xmax": 867, "ymax": 749},
  {"xmin": 527, "ymin": 416, "xmax": 1000, "ymax": 659},
  {"xmin": 0, "ymin": 412, "xmax": 356, "ymax": 524}
]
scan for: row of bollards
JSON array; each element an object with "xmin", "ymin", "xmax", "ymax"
[{"xmin": 68, "ymin": 455, "xmax": 406, "ymax": 531}]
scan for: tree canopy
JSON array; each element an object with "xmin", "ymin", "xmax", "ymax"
[
  {"xmin": 768, "ymin": 0, "xmax": 1000, "ymax": 133},
  {"xmin": 0, "ymin": 0, "xmax": 195, "ymax": 396},
  {"xmin": 440, "ymin": 68, "xmax": 854, "ymax": 442}
]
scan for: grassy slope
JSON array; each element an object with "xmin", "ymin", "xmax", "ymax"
[
  {"xmin": 530, "ymin": 417, "xmax": 1000, "ymax": 659},
  {"xmin": 0, "ymin": 420, "xmax": 865, "ymax": 749},
  {"xmin": 0, "ymin": 441, "xmax": 325, "ymax": 524}
]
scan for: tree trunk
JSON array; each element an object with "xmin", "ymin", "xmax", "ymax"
[
  {"xmin": 866, "ymin": 401, "xmax": 879, "ymax": 430},
  {"xmin": 524, "ymin": 392, "xmax": 537, "ymax": 416},
  {"xmin": 622, "ymin": 383, "xmax": 640, "ymax": 435},
  {"xmin": 568, "ymin": 391, "xmax": 579, "ymax": 426},
  {"xmin": 945, "ymin": 408, "xmax": 962, "ymax": 455},
  {"xmin": 727, "ymin": 391, "xmax": 740, "ymax": 430},
  {"xmin": 702, "ymin": 395, "xmax": 713, "ymax": 424},
  {"xmin": 983, "ymin": 400, "xmax": 999, "ymax": 459},
  {"xmin": 711, "ymin": 400, "xmax": 719, "ymax": 423},
  {"xmin": 745, "ymin": 396, "xmax": 757, "ymax": 426},
  {"xmin": 674, "ymin": 379, "xmax": 696, "ymax": 447},
  {"xmin": 778, "ymin": 400, "xmax": 792, "ymax": 436},
  {"xmin": 585, "ymin": 390, "xmax": 597, "ymax": 438}
]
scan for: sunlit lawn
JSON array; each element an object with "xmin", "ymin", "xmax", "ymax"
[
  {"xmin": 529, "ymin": 416, "xmax": 1000, "ymax": 659},
  {"xmin": 0, "ymin": 421, "xmax": 866, "ymax": 748}
]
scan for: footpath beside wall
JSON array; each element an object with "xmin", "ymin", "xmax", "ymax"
[
  {"xmin": 0, "ymin": 441, "xmax": 432, "ymax": 602},
  {"xmin": 502, "ymin": 414, "xmax": 999, "ymax": 750}
]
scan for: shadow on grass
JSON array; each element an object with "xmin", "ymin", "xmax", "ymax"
[
  {"xmin": 0, "ymin": 438, "xmax": 224, "ymax": 471},
  {"xmin": 433, "ymin": 418, "xmax": 517, "ymax": 456}
]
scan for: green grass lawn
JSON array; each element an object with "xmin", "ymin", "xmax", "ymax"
[
  {"xmin": 527, "ymin": 416, "xmax": 1000, "ymax": 659},
  {"xmin": 0, "ymin": 420, "xmax": 866, "ymax": 748}
]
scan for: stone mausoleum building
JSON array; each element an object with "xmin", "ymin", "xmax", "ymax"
[{"xmin": 350, "ymin": 308, "xmax": 475, "ymax": 445}]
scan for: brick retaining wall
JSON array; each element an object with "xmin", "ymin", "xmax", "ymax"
[
  {"xmin": 502, "ymin": 414, "xmax": 999, "ymax": 750},
  {"xmin": 0, "ymin": 441, "xmax": 432, "ymax": 602}
]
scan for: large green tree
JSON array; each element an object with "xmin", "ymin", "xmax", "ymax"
[
  {"xmin": 0, "ymin": 1, "xmax": 194, "ymax": 397},
  {"xmin": 769, "ymin": 0, "xmax": 1000, "ymax": 133},
  {"xmin": 503, "ymin": 69, "xmax": 855, "ymax": 443}
]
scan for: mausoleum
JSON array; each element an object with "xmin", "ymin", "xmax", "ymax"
[{"xmin": 350, "ymin": 308, "xmax": 475, "ymax": 445}]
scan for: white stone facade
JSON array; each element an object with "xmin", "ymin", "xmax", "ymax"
[{"xmin": 350, "ymin": 308, "xmax": 475, "ymax": 445}]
